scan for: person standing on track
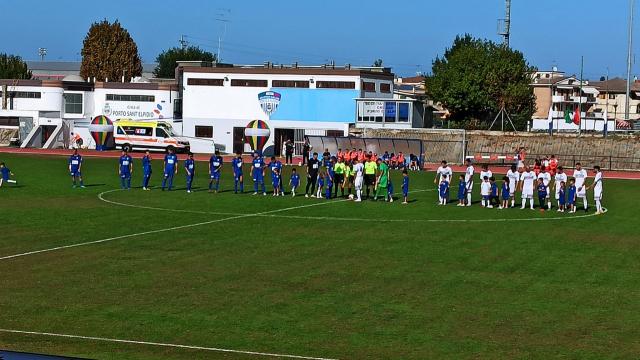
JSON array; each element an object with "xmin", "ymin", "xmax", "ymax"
[
  {"xmin": 304, "ymin": 152, "xmax": 320, "ymax": 197},
  {"xmin": 142, "ymin": 150, "xmax": 152, "ymax": 191},
  {"xmin": 184, "ymin": 153, "xmax": 195, "ymax": 193},
  {"xmin": 118, "ymin": 150, "xmax": 133, "ymax": 190},
  {"xmin": 302, "ymin": 138, "xmax": 311, "ymax": 166},
  {"xmin": 68, "ymin": 149, "xmax": 85, "ymax": 188},
  {"xmin": 161, "ymin": 148, "xmax": 178, "ymax": 191},
  {"xmin": 284, "ymin": 139, "xmax": 294, "ymax": 166},
  {"xmin": 208, "ymin": 150, "xmax": 223, "ymax": 193}
]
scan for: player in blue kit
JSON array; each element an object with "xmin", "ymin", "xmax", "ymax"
[
  {"xmin": 386, "ymin": 179, "xmax": 394, "ymax": 203},
  {"xmin": 184, "ymin": 153, "xmax": 195, "ymax": 193},
  {"xmin": 290, "ymin": 167, "xmax": 300, "ymax": 197},
  {"xmin": 269, "ymin": 156, "xmax": 284, "ymax": 196},
  {"xmin": 401, "ymin": 170, "xmax": 409, "ymax": 204},
  {"xmin": 118, "ymin": 150, "xmax": 133, "ymax": 190},
  {"xmin": 251, "ymin": 152, "xmax": 266, "ymax": 195},
  {"xmin": 161, "ymin": 148, "xmax": 178, "ymax": 191},
  {"xmin": 567, "ymin": 178, "xmax": 577, "ymax": 213},
  {"xmin": 490, "ymin": 177, "xmax": 499, "ymax": 207},
  {"xmin": 558, "ymin": 181, "xmax": 567, "ymax": 212},
  {"xmin": 500, "ymin": 176, "xmax": 510, "ymax": 209},
  {"xmin": 141, "ymin": 150, "xmax": 152, "ymax": 190},
  {"xmin": 208, "ymin": 150, "xmax": 223, "ymax": 193},
  {"xmin": 68, "ymin": 149, "xmax": 84, "ymax": 188},
  {"xmin": 231, "ymin": 151, "xmax": 244, "ymax": 194},
  {"xmin": 536, "ymin": 178, "xmax": 548, "ymax": 210},
  {"xmin": 438, "ymin": 175, "xmax": 449, "ymax": 205},
  {"xmin": 324, "ymin": 170, "xmax": 333, "ymax": 199},
  {"xmin": 272, "ymin": 168, "xmax": 281, "ymax": 196},
  {"xmin": 457, "ymin": 174, "xmax": 466, "ymax": 206},
  {"xmin": 0, "ymin": 162, "xmax": 17, "ymax": 187}
]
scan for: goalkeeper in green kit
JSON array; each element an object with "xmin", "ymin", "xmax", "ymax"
[{"xmin": 374, "ymin": 158, "xmax": 389, "ymax": 201}]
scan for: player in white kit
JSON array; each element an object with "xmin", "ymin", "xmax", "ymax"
[
  {"xmin": 519, "ymin": 165, "xmax": 536, "ymax": 210},
  {"xmin": 353, "ymin": 158, "xmax": 364, "ymax": 202},
  {"xmin": 506, "ymin": 164, "xmax": 519, "ymax": 207},
  {"xmin": 480, "ymin": 164, "xmax": 493, "ymax": 183},
  {"xmin": 537, "ymin": 167, "xmax": 552, "ymax": 210},
  {"xmin": 464, "ymin": 159, "xmax": 474, "ymax": 206},
  {"xmin": 435, "ymin": 160, "xmax": 453, "ymax": 186},
  {"xmin": 553, "ymin": 166, "xmax": 568, "ymax": 211},
  {"xmin": 588, "ymin": 166, "xmax": 604, "ymax": 214},
  {"xmin": 573, "ymin": 162, "xmax": 588, "ymax": 212}
]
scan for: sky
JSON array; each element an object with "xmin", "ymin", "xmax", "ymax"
[{"xmin": 0, "ymin": 0, "xmax": 637, "ymax": 79}]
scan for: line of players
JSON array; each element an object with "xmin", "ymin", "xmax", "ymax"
[
  {"xmin": 433, "ymin": 159, "xmax": 605, "ymax": 214},
  {"xmin": 67, "ymin": 148, "xmax": 411, "ymax": 204}
]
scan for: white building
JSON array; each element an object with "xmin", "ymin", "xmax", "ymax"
[
  {"xmin": 177, "ymin": 62, "xmax": 395, "ymax": 154},
  {"xmin": 0, "ymin": 76, "xmax": 177, "ymax": 149}
]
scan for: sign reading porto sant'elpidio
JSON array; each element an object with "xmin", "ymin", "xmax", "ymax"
[{"xmin": 103, "ymin": 102, "xmax": 164, "ymax": 120}]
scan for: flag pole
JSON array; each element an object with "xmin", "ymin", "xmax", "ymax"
[{"xmin": 579, "ymin": 55, "xmax": 584, "ymax": 135}]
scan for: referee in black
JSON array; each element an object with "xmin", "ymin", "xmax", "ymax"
[{"xmin": 305, "ymin": 152, "xmax": 320, "ymax": 197}]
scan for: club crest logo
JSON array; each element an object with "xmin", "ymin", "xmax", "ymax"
[{"xmin": 258, "ymin": 91, "xmax": 281, "ymax": 116}]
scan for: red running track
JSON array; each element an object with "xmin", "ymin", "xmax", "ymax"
[{"xmin": 1, "ymin": 147, "xmax": 639, "ymax": 180}]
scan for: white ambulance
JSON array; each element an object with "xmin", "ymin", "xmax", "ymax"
[{"xmin": 113, "ymin": 120, "xmax": 191, "ymax": 153}]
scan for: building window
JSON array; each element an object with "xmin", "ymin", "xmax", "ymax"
[
  {"xmin": 187, "ymin": 78, "xmax": 224, "ymax": 86},
  {"xmin": 230, "ymin": 79, "xmax": 268, "ymax": 87},
  {"xmin": 195, "ymin": 125, "xmax": 213, "ymax": 138},
  {"xmin": 0, "ymin": 91, "xmax": 41, "ymax": 98},
  {"xmin": 272, "ymin": 80, "xmax": 310, "ymax": 88},
  {"xmin": 362, "ymin": 82, "xmax": 376, "ymax": 92},
  {"xmin": 636, "ymin": 104, "xmax": 640, "ymax": 114},
  {"xmin": 0, "ymin": 117, "xmax": 19, "ymax": 126},
  {"xmin": 380, "ymin": 83, "xmax": 391, "ymax": 93},
  {"xmin": 326, "ymin": 130, "xmax": 344, "ymax": 137},
  {"xmin": 316, "ymin": 81, "xmax": 356, "ymax": 89},
  {"xmin": 609, "ymin": 94, "xmax": 616, "ymax": 100},
  {"xmin": 64, "ymin": 93, "xmax": 83, "ymax": 114},
  {"xmin": 398, "ymin": 103, "xmax": 410, "ymax": 122},
  {"xmin": 106, "ymin": 94, "xmax": 155, "ymax": 102}
]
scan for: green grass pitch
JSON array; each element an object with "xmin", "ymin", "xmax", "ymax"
[{"xmin": 0, "ymin": 153, "xmax": 639, "ymax": 359}]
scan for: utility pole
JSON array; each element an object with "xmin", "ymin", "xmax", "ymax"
[
  {"xmin": 215, "ymin": 8, "xmax": 231, "ymax": 63},
  {"xmin": 179, "ymin": 35, "xmax": 188, "ymax": 50},
  {"xmin": 625, "ymin": 0, "xmax": 634, "ymax": 121}
]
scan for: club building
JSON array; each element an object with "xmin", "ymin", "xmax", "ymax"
[
  {"xmin": 1, "ymin": 62, "xmax": 414, "ymax": 154},
  {"xmin": 176, "ymin": 62, "xmax": 395, "ymax": 154}
]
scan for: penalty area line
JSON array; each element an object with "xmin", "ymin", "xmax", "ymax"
[
  {"xmin": 0, "ymin": 196, "xmax": 347, "ymax": 262},
  {"xmin": 0, "ymin": 328, "xmax": 338, "ymax": 360}
]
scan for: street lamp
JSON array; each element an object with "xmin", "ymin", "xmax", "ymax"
[{"xmin": 38, "ymin": 47, "xmax": 47, "ymax": 61}]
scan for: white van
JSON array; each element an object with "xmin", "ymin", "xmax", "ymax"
[{"xmin": 114, "ymin": 120, "xmax": 190, "ymax": 153}]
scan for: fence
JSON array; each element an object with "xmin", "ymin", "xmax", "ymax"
[
  {"xmin": 465, "ymin": 151, "xmax": 640, "ymax": 171},
  {"xmin": 306, "ymin": 135, "xmax": 423, "ymax": 160}
]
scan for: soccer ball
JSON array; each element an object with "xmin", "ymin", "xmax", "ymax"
[{"xmin": 348, "ymin": 194, "xmax": 354, "ymax": 200}]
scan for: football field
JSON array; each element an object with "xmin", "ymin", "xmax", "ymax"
[{"xmin": 0, "ymin": 153, "xmax": 639, "ymax": 359}]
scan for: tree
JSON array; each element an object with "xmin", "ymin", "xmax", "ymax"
[
  {"xmin": 80, "ymin": 20, "xmax": 142, "ymax": 82},
  {"xmin": 372, "ymin": 58, "xmax": 383, "ymax": 67},
  {"xmin": 153, "ymin": 46, "xmax": 217, "ymax": 78},
  {"xmin": 0, "ymin": 53, "xmax": 32, "ymax": 79},
  {"xmin": 425, "ymin": 34, "xmax": 536, "ymax": 130}
]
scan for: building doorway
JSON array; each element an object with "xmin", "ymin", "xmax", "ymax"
[
  {"xmin": 41, "ymin": 125, "xmax": 57, "ymax": 145},
  {"xmin": 233, "ymin": 127, "xmax": 246, "ymax": 154},
  {"xmin": 273, "ymin": 128, "xmax": 294, "ymax": 157}
]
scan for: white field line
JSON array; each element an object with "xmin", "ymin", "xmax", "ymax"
[
  {"xmin": 0, "ymin": 194, "xmax": 349, "ymax": 262},
  {"xmin": 0, "ymin": 328, "xmax": 338, "ymax": 360}
]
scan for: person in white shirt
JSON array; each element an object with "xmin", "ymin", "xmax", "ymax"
[
  {"xmin": 519, "ymin": 165, "xmax": 536, "ymax": 210},
  {"xmin": 353, "ymin": 158, "xmax": 365, "ymax": 202},
  {"xmin": 588, "ymin": 166, "xmax": 604, "ymax": 214},
  {"xmin": 573, "ymin": 162, "xmax": 588, "ymax": 211},
  {"xmin": 480, "ymin": 164, "xmax": 493, "ymax": 183},
  {"xmin": 506, "ymin": 164, "xmax": 520, "ymax": 208},
  {"xmin": 537, "ymin": 167, "xmax": 552, "ymax": 210},
  {"xmin": 480, "ymin": 176, "xmax": 493, "ymax": 208},
  {"xmin": 434, "ymin": 160, "xmax": 453, "ymax": 186},
  {"xmin": 464, "ymin": 159, "xmax": 474, "ymax": 206},
  {"xmin": 553, "ymin": 166, "xmax": 568, "ymax": 211}
]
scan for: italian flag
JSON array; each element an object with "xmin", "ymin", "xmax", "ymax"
[
  {"xmin": 573, "ymin": 106, "xmax": 581, "ymax": 125},
  {"xmin": 564, "ymin": 108, "xmax": 572, "ymax": 123}
]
